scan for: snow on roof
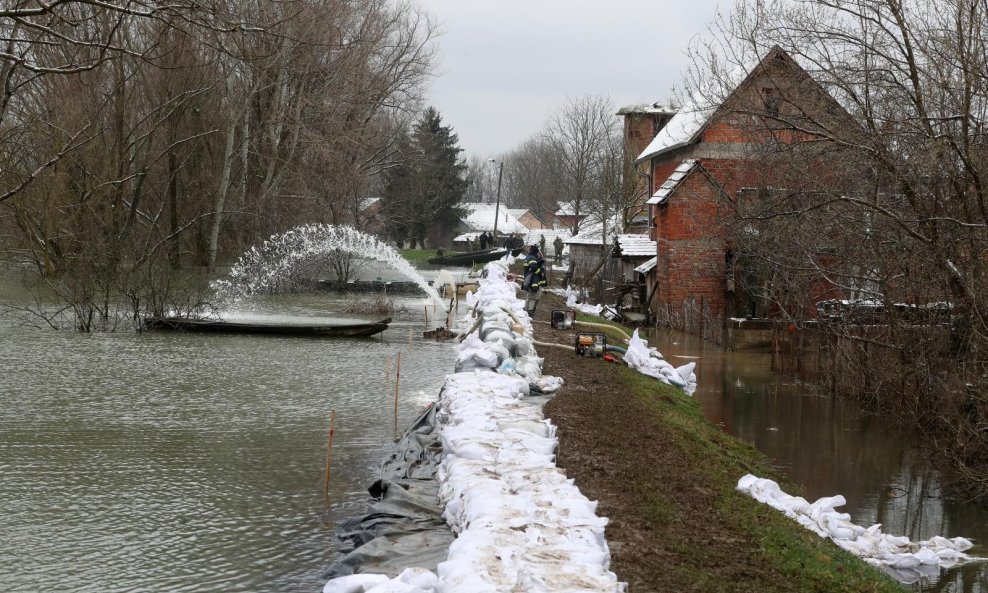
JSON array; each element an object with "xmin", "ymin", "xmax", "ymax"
[
  {"xmin": 634, "ymin": 256, "xmax": 657, "ymax": 274},
  {"xmin": 615, "ymin": 234, "xmax": 657, "ymax": 258},
  {"xmin": 359, "ymin": 197, "xmax": 381, "ymax": 211},
  {"xmin": 636, "ymin": 47, "xmax": 795, "ymax": 164},
  {"xmin": 564, "ymin": 215, "xmax": 622, "ymax": 246},
  {"xmin": 646, "ymin": 160, "xmax": 699, "ymax": 205},
  {"xmin": 554, "ymin": 201, "xmax": 587, "ymax": 217},
  {"xmin": 617, "ymin": 102, "xmax": 678, "ymax": 116},
  {"xmin": 460, "ymin": 203, "xmax": 527, "ymax": 234},
  {"xmin": 635, "ymin": 96, "xmax": 714, "ymax": 164},
  {"xmin": 453, "ymin": 231, "xmax": 482, "ymax": 242}
]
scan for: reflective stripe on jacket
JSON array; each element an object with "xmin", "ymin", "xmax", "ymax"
[{"xmin": 523, "ymin": 255, "xmax": 547, "ymax": 289}]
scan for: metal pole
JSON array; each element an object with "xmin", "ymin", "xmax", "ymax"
[{"xmin": 492, "ymin": 160, "xmax": 504, "ymax": 238}]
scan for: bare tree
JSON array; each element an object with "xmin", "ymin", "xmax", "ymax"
[
  {"xmin": 688, "ymin": 0, "xmax": 988, "ymax": 500},
  {"xmin": 542, "ymin": 95, "xmax": 621, "ymax": 235},
  {"xmin": 0, "ymin": 0, "xmax": 438, "ymax": 330}
]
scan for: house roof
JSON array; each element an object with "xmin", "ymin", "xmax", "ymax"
[
  {"xmin": 634, "ymin": 256, "xmax": 657, "ymax": 274},
  {"xmin": 635, "ymin": 46, "xmax": 796, "ymax": 164},
  {"xmin": 564, "ymin": 215, "xmax": 622, "ymax": 246},
  {"xmin": 616, "ymin": 102, "xmax": 678, "ymax": 116},
  {"xmin": 646, "ymin": 160, "xmax": 699, "ymax": 205},
  {"xmin": 635, "ymin": 99, "xmax": 714, "ymax": 164},
  {"xmin": 554, "ymin": 201, "xmax": 587, "ymax": 217},
  {"xmin": 615, "ymin": 234, "xmax": 657, "ymax": 258},
  {"xmin": 459, "ymin": 203, "xmax": 527, "ymax": 234}
]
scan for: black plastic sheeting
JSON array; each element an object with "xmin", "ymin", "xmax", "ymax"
[{"xmin": 321, "ymin": 403, "xmax": 454, "ymax": 579}]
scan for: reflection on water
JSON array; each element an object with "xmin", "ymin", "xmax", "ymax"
[
  {"xmin": 0, "ymin": 291, "xmax": 457, "ymax": 593},
  {"xmin": 648, "ymin": 330, "xmax": 988, "ymax": 591}
]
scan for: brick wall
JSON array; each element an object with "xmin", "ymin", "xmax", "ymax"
[{"xmin": 653, "ymin": 169, "xmax": 730, "ymax": 319}]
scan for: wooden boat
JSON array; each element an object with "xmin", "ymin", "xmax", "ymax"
[
  {"xmin": 144, "ymin": 316, "xmax": 391, "ymax": 337},
  {"xmin": 427, "ymin": 247, "xmax": 522, "ymax": 266}
]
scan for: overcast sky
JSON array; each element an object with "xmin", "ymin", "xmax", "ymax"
[{"xmin": 420, "ymin": 0, "xmax": 731, "ymax": 159}]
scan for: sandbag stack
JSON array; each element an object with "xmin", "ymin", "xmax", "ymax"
[
  {"xmin": 737, "ymin": 474, "xmax": 979, "ymax": 583},
  {"xmin": 323, "ymin": 259, "xmax": 624, "ymax": 593}
]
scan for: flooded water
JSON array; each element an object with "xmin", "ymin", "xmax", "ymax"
[
  {"xmin": 0, "ymin": 282, "xmax": 458, "ymax": 593},
  {"xmin": 650, "ymin": 331, "xmax": 988, "ymax": 591}
]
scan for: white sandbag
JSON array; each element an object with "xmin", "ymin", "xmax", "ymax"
[{"xmin": 737, "ymin": 474, "xmax": 980, "ymax": 575}]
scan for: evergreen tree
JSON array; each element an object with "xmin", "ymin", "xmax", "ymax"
[{"xmin": 382, "ymin": 108, "xmax": 468, "ymax": 248}]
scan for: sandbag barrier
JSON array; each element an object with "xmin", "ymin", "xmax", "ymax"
[
  {"xmin": 321, "ymin": 405, "xmax": 453, "ymax": 580},
  {"xmin": 737, "ymin": 474, "xmax": 982, "ymax": 584},
  {"xmin": 324, "ymin": 259, "xmax": 625, "ymax": 593}
]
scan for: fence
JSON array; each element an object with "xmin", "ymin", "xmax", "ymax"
[{"xmin": 654, "ymin": 297, "xmax": 725, "ymax": 344}]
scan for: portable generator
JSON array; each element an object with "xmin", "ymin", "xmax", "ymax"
[
  {"xmin": 550, "ymin": 309, "xmax": 576, "ymax": 330},
  {"xmin": 575, "ymin": 332, "xmax": 606, "ymax": 357}
]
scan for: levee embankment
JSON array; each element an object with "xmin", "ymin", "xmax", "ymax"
[{"xmin": 535, "ymin": 293, "xmax": 904, "ymax": 593}]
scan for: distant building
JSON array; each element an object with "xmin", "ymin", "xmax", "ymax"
[
  {"xmin": 451, "ymin": 203, "xmax": 528, "ymax": 248},
  {"xmin": 553, "ymin": 201, "xmax": 589, "ymax": 232},
  {"xmin": 507, "ymin": 208, "xmax": 553, "ymax": 230},
  {"xmin": 563, "ymin": 215, "xmax": 622, "ymax": 287}
]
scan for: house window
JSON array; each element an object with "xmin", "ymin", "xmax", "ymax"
[{"xmin": 762, "ymin": 87, "xmax": 780, "ymax": 117}]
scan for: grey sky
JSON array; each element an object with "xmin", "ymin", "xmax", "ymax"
[{"xmin": 421, "ymin": 0, "xmax": 731, "ymax": 159}]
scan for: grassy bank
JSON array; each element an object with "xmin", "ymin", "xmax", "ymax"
[
  {"xmin": 624, "ymin": 370, "xmax": 900, "ymax": 591},
  {"xmin": 400, "ymin": 248, "xmax": 435, "ymax": 265},
  {"xmin": 535, "ymin": 294, "xmax": 902, "ymax": 592}
]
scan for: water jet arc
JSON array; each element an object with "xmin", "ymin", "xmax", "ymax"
[{"xmin": 212, "ymin": 224, "xmax": 446, "ymax": 305}]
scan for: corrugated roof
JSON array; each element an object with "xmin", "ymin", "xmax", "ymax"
[
  {"xmin": 634, "ymin": 256, "xmax": 657, "ymax": 274},
  {"xmin": 646, "ymin": 160, "xmax": 699, "ymax": 205},
  {"xmin": 615, "ymin": 234, "xmax": 656, "ymax": 258}
]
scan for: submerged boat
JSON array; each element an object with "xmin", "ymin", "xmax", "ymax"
[
  {"xmin": 144, "ymin": 316, "xmax": 391, "ymax": 337},
  {"xmin": 427, "ymin": 248, "xmax": 521, "ymax": 266}
]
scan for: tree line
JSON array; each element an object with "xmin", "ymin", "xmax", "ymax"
[
  {"xmin": 0, "ymin": 0, "xmax": 436, "ymax": 330},
  {"xmin": 465, "ymin": 95, "xmax": 633, "ymax": 240}
]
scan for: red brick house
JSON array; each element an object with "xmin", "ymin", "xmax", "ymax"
[{"xmin": 633, "ymin": 46, "xmax": 852, "ymax": 327}]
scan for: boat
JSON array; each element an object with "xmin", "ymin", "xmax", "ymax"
[
  {"xmin": 427, "ymin": 247, "xmax": 522, "ymax": 266},
  {"xmin": 144, "ymin": 316, "xmax": 391, "ymax": 337}
]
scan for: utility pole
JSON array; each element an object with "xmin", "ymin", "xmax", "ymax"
[{"xmin": 491, "ymin": 159, "xmax": 504, "ymax": 238}]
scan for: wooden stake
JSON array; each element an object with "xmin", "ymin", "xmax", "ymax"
[
  {"xmin": 424, "ymin": 305, "xmax": 429, "ymax": 327},
  {"xmin": 393, "ymin": 352, "xmax": 401, "ymax": 438},
  {"xmin": 323, "ymin": 410, "xmax": 337, "ymax": 496}
]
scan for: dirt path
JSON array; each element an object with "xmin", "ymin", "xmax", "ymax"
[{"xmin": 529, "ymin": 293, "xmax": 902, "ymax": 593}]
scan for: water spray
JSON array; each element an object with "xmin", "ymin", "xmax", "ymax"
[{"xmin": 211, "ymin": 224, "xmax": 446, "ymax": 306}]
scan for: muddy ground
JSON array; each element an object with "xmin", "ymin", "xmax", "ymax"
[{"xmin": 529, "ymin": 292, "xmax": 901, "ymax": 593}]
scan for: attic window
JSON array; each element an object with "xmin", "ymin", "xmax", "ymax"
[{"xmin": 762, "ymin": 87, "xmax": 780, "ymax": 117}]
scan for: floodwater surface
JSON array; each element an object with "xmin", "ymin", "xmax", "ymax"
[
  {"xmin": 651, "ymin": 331, "xmax": 988, "ymax": 592},
  {"xmin": 0, "ymin": 287, "xmax": 457, "ymax": 593}
]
